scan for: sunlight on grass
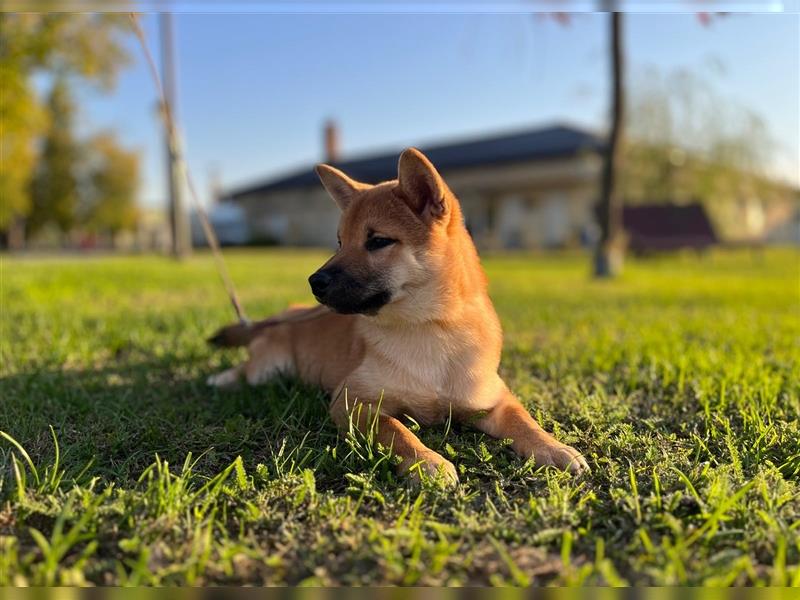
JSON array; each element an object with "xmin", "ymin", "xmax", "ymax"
[{"xmin": 1, "ymin": 248, "xmax": 798, "ymax": 585}]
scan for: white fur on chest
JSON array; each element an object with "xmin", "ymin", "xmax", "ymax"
[
  {"xmin": 374, "ymin": 324, "xmax": 453, "ymax": 393},
  {"xmin": 353, "ymin": 318, "xmax": 500, "ymax": 415}
]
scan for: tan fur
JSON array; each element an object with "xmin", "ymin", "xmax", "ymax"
[{"xmin": 208, "ymin": 148, "xmax": 588, "ymax": 484}]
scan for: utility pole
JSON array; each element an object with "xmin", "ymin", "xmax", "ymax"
[
  {"xmin": 160, "ymin": 12, "xmax": 191, "ymax": 258},
  {"xmin": 207, "ymin": 163, "xmax": 223, "ymax": 204}
]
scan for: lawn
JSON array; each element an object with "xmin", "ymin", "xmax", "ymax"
[{"xmin": 1, "ymin": 248, "xmax": 798, "ymax": 586}]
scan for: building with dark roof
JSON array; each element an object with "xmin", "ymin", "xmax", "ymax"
[{"xmin": 223, "ymin": 123, "xmax": 606, "ymax": 249}]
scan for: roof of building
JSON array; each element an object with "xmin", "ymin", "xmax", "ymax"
[{"xmin": 227, "ymin": 123, "xmax": 605, "ymax": 198}]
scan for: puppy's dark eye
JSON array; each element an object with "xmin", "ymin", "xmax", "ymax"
[{"xmin": 365, "ymin": 237, "xmax": 397, "ymax": 252}]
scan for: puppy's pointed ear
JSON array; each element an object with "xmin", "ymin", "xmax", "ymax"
[
  {"xmin": 315, "ymin": 164, "xmax": 368, "ymax": 211},
  {"xmin": 397, "ymin": 148, "xmax": 448, "ymax": 221}
]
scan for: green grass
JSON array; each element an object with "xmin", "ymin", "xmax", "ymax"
[{"xmin": 1, "ymin": 248, "xmax": 798, "ymax": 586}]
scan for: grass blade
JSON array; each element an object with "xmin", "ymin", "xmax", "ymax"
[{"xmin": 0, "ymin": 431, "xmax": 40, "ymax": 487}]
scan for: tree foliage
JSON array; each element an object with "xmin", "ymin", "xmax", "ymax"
[
  {"xmin": 27, "ymin": 77, "xmax": 81, "ymax": 237},
  {"xmin": 0, "ymin": 55, "xmax": 44, "ymax": 230},
  {"xmin": 619, "ymin": 66, "xmax": 793, "ymax": 240},
  {"xmin": 621, "ymin": 66, "xmax": 779, "ymax": 206},
  {"xmin": 83, "ymin": 132, "xmax": 140, "ymax": 237},
  {"xmin": 0, "ymin": 14, "xmax": 130, "ymax": 231}
]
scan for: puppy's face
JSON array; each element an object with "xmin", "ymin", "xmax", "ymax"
[{"xmin": 309, "ymin": 148, "xmax": 456, "ymax": 316}]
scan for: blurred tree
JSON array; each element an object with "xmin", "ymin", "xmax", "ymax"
[
  {"xmin": 82, "ymin": 132, "xmax": 140, "ymax": 244},
  {"xmin": 538, "ymin": 7, "xmax": 626, "ymax": 276},
  {"xmin": 0, "ymin": 59, "xmax": 44, "ymax": 247},
  {"xmin": 27, "ymin": 76, "xmax": 81, "ymax": 241},
  {"xmin": 0, "ymin": 14, "xmax": 130, "ymax": 246},
  {"xmin": 594, "ymin": 8, "xmax": 625, "ymax": 278},
  {"xmin": 621, "ymin": 66, "xmax": 781, "ymax": 240}
]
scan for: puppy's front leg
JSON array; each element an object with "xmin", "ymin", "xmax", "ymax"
[
  {"xmin": 331, "ymin": 397, "xmax": 458, "ymax": 486},
  {"xmin": 474, "ymin": 387, "xmax": 588, "ymax": 474}
]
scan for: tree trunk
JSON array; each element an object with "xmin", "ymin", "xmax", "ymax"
[
  {"xmin": 5, "ymin": 219, "xmax": 26, "ymax": 251},
  {"xmin": 594, "ymin": 10, "xmax": 625, "ymax": 278}
]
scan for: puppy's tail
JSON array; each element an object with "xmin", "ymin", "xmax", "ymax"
[
  {"xmin": 207, "ymin": 305, "xmax": 330, "ymax": 348},
  {"xmin": 207, "ymin": 321, "xmax": 256, "ymax": 348}
]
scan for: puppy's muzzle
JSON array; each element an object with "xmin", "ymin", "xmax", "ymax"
[
  {"xmin": 308, "ymin": 269, "xmax": 335, "ymax": 298},
  {"xmin": 308, "ymin": 266, "xmax": 391, "ymax": 315}
]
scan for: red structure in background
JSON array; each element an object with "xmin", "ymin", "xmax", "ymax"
[{"xmin": 623, "ymin": 203, "xmax": 718, "ymax": 254}]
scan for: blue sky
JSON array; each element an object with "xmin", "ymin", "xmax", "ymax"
[{"xmin": 76, "ymin": 12, "xmax": 799, "ymax": 206}]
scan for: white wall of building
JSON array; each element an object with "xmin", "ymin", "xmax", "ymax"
[{"xmin": 234, "ymin": 154, "xmax": 602, "ymax": 249}]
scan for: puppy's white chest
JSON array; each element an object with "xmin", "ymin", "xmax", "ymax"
[
  {"xmin": 359, "ymin": 322, "xmax": 492, "ymax": 412},
  {"xmin": 377, "ymin": 329, "xmax": 451, "ymax": 394}
]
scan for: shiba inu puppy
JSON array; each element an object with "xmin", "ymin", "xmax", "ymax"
[{"xmin": 208, "ymin": 148, "xmax": 588, "ymax": 484}]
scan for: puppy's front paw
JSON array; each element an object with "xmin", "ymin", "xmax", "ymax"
[
  {"xmin": 534, "ymin": 442, "xmax": 589, "ymax": 475},
  {"xmin": 407, "ymin": 452, "xmax": 459, "ymax": 487}
]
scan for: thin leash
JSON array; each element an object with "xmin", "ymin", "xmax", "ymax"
[{"xmin": 128, "ymin": 13, "xmax": 249, "ymax": 324}]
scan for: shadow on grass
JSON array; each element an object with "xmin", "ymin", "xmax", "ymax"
[
  {"xmin": 0, "ymin": 356, "xmax": 340, "ymax": 487},
  {"xmin": 2, "ymin": 355, "xmax": 539, "ymax": 497}
]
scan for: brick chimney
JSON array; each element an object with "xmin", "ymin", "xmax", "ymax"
[{"xmin": 324, "ymin": 119, "xmax": 340, "ymax": 163}]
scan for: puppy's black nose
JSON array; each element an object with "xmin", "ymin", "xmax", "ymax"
[{"xmin": 309, "ymin": 270, "xmax": 333, "ymax": 297}]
